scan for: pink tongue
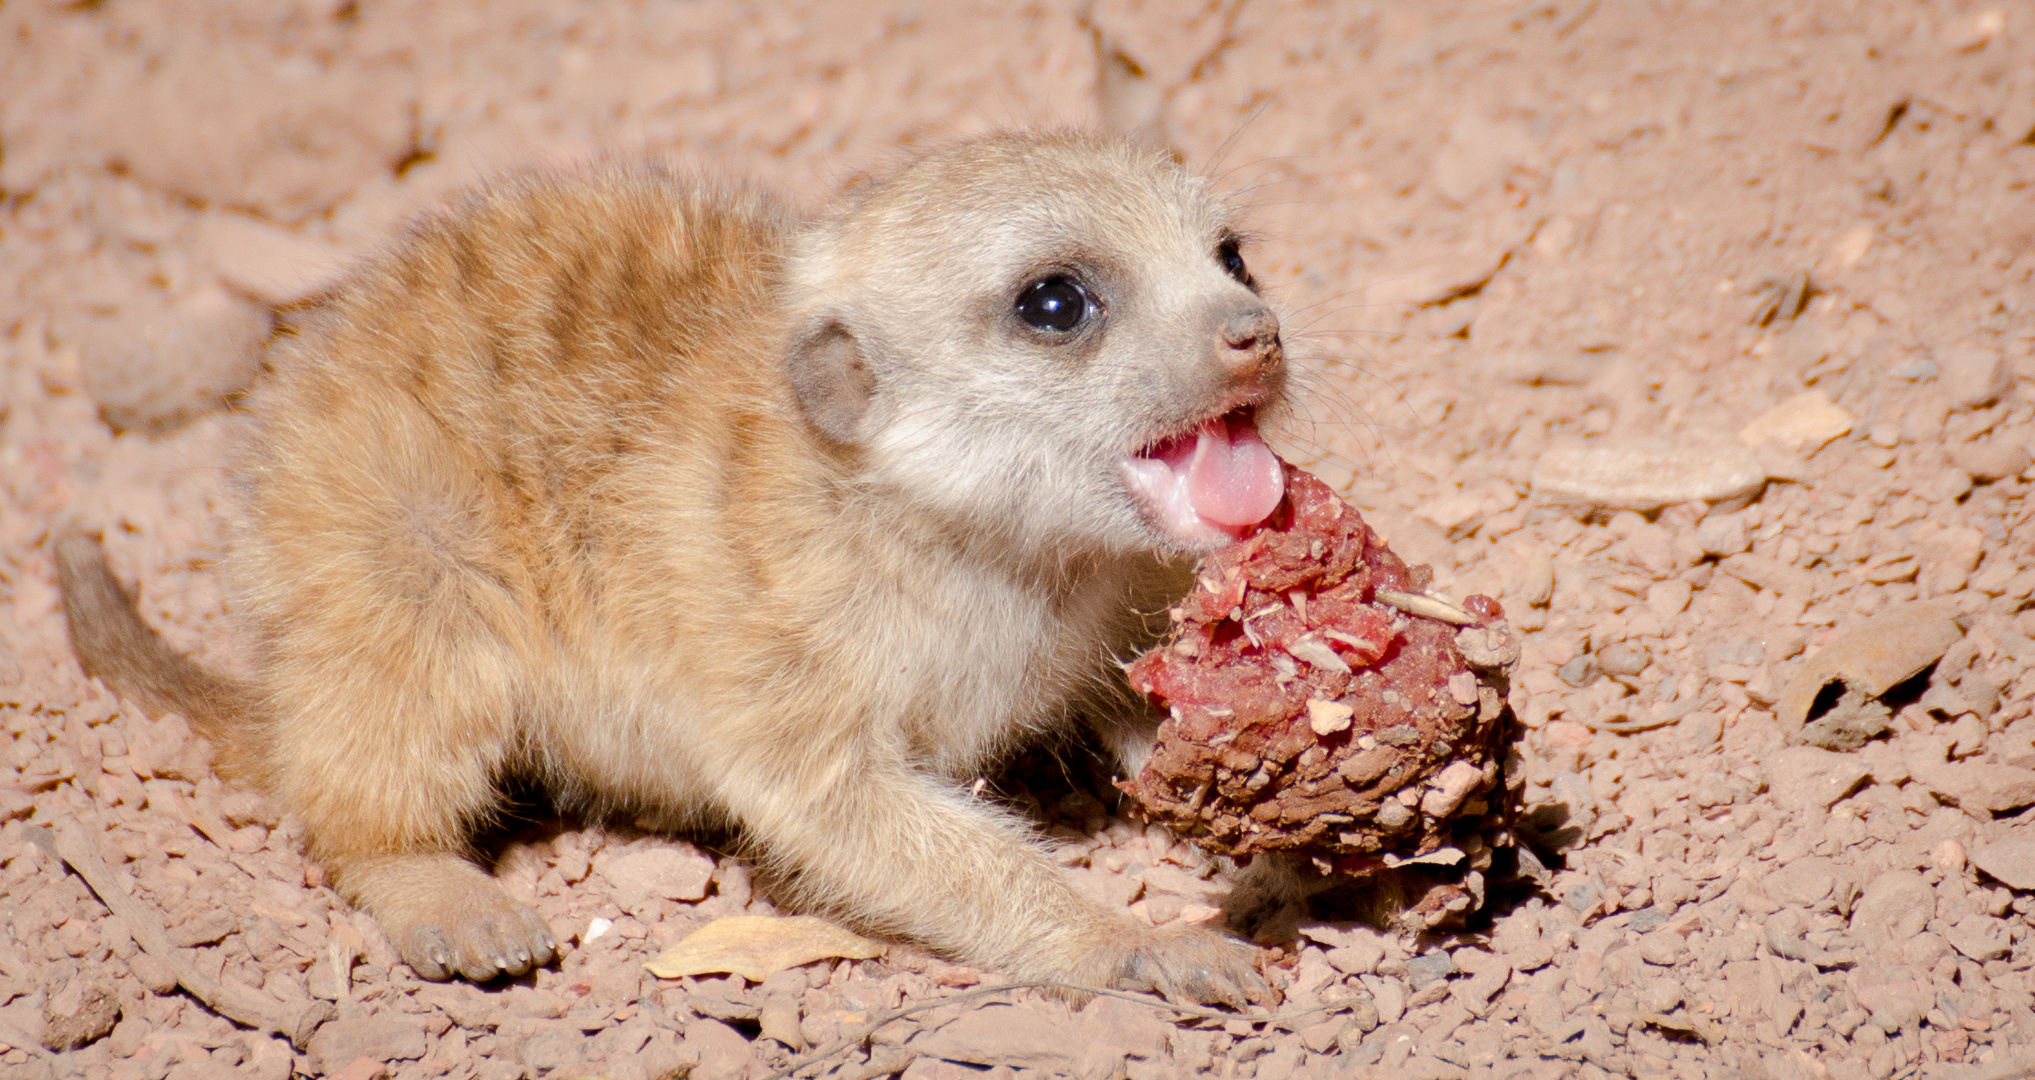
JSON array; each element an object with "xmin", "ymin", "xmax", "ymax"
[{"xmin": 1184, "ymin": 415, "xmax": 1285, "ymax": 529}]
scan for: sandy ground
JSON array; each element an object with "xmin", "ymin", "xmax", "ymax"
[{"xmin": 5, "ymin": 0, "xmax": 2035, "ymax": 1078}]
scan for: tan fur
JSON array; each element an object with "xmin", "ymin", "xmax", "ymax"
[{"xmin": 61, "ymin": 132, "xmax": 1287, "ymax": 999}]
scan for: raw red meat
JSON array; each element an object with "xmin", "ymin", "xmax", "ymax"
[{"xmin": 1120, "ymin": 463, "xmax": 1517, "ymax": 865}]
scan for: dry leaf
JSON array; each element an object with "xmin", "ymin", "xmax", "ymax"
[{"xmin": 643, "ymin": 916, "xmax": 882, "ymax": 982}]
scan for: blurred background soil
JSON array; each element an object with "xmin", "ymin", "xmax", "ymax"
[{"xmin": 3, "ymin": 1, "xmax": 2035, "ymax": 1078}]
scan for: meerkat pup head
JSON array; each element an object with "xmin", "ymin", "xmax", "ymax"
[{"xmin": 783, "ymin": 131, "xmax": 1289, "ymax": 558}]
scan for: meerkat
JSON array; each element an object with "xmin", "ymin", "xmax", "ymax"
[{"xmin": 59, "ymin": 131, "xmax": 1293, "ymax": 1003}]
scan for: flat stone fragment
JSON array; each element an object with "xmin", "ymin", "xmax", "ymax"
[
  {"xmin": 1325, "ymin": 938, "xmax": 1387, "ymax": 976},
  {"xmin": 307, "ymin": 1017, "xmax": 429, "ymax": 1074},
  {"xmin": 1767, "ymin": 746, "xmax": 1869, "ymax": 813},
  {"xmin": 1938, "ymin": 345, "xmax": 2012, "ymax": 409},
  {"xmin": 679, "ymin": 1018, "xmax": 753, "ymax": 1080},
  {"xmin": 1853, "ymin": 978, "xmax": 1930, "ymax": 1032},
  {"xmin": 1850, "ymin": 871, "xmax": 1935, "ymax": 949},
  {"xmin": 167, "ymin": 908, "xmax": 240, "ymax": 947},
  {"xmin": 912, "ymin": 1001, "xmax": 1075, "ymax": 1070},
  {"xmin": 1529, "ymin": 443, "xmax": 1766, "ymax": 512},
  {"xmin": 1945, "ymin": 916, "xmax": 2010, "ymax": 961},
  {"xmin": 1074, "ymin": 997, "xmax": 1169, "ymax": 1061},
  {"xmin": 1968, "ymin": 835, "xmax": 2035, "ymax": 890},
  {"xmin": 1637, "ymin": 932, "xmax": 1686, "ymax": 966},
  {"xmin": 600, "ymin": 846, "xmax": 714, "ymax": 908},
  {"xmin": 1763, "ymin": 858, "xmax": 1836, "ymax": 906},
  {"xmin": 1777, "ymin": 602, "xmax": 1964, "ymax": 732},
  {"xmin": 1911, "ymin": 762, "xmax": 2035, "ymax": 815},
  {"xmin": 328, "ymin": 1059, "xmax": 391, "ymax": 1080},
  {"xmin": 1739, "ymin": 390, "xmax": 1854, "ymax": 454},
  {"xmin": 1949, "ymin": 438, "xmax": 2031, "ymax": 482}
]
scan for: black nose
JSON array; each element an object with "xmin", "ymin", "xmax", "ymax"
[{"xmin": 1220, "ymin": 306, "xmax": 1282, "ymax": 378}]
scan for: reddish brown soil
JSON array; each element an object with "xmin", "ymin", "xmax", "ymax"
[{"xmin": 4, "ymin": 2, "xmax": 2035, "ymax": 1079}]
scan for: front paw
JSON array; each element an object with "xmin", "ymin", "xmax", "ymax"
[{"xmin": 1112, "ymin": 924, "xmax": 1267, "ymax": 1008}]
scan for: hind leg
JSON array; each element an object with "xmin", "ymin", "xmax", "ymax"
[
  {"xmin": 272, "ymin": 653, "xmax": 558, "ymax": 981},
  {"xmin": 257, "ymin": 549, "xmax": 558, "ymax": 982}
]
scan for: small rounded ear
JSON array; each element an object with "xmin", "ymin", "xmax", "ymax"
[{"xmin": 785, "ymin": 319, "xmax": 876, "ymax": 444}]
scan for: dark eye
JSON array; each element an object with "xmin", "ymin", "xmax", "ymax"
[
  {"xmin": 1016, "ymin": 276, "xmax": 1091, "ymax": 333},
  {"xmin": 1217, "ymin": 238, "xmax": 1251, "ymax": 285}
]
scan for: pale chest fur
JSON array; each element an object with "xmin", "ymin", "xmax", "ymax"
[{"xmin": 808, "ymin": 543, "xmax": 1162, "ymax": 780}]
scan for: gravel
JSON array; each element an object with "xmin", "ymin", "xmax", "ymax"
[{"xmin": 6, "ymin": 1, "xmax": 2035, "ymax": 1078}]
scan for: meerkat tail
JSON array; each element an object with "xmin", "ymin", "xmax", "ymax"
[{"xmin": 54, "ymin": 530, "xmax": 261, "ymax": 781}]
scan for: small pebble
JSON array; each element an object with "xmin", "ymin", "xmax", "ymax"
[
  {"xmin": 1306, "ymin": 698, "xmax": 1355, "ymax": 735},
  {"xmin": 1405, "ymin": 951, "xmax": 1455, "ymax": 989},
  {"xmin": 1638, "ymin": 977, "xmax": 1684, "ymax": 1014},
  {"xmin": 1948, "ymin": 438, "xmax": 2029, "ymax": 482},
  {"xmin": 1556, "ymin": 655, "xmax": 1599, "ymax": 687},
  {"xmin": 1367, "ymin": 977, "xmax": 1407, "ymax": 1025},
  {"xmin": 1636, "ymin": 932, "xmax": 1686, "ymax": 966},
  {"xmin": 1738, "ymin": 391, "xmax": 1854, "ymax": 454},
  {"xmin": 1595, "ymin": 642, "xmax": 1648, "ymax": 677},
  {"xmin": 1851, "ymin": 871, "xmax": 1937, "ymax": 949},
  {"xmin": 1937, "ymin": 345, "xmax": 2011, "ymax": 409},
  {"xmin": 1446, "ymin": 671, "xmax": 1479, "ymax": 706},
  {"xmin": 1645, "ymin": 579, "xmax": 1691, "ymax": 619},
  {"xmin": 1767, "ymin": 746, "xmax": 1869, "ymax": 812},
  {"xmin": 1693, "ymin": 514, "xmax": 1750, "ymax": 556},
  {"xmin": 1518, "ymin": 550, "xmax": 1556, "ymax": 607},
  {"xmin": 1627, "ymin": 907, "xmax": 1669, "ymax": 932},
  {"xmin": 1679, "ymin": 712, "xmax": 1723, "ymax": 747}
]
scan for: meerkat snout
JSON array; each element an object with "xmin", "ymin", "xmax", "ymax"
[{"xmin": 1217, "ymin": 304, "xmax": 1283, "ymax": 380}]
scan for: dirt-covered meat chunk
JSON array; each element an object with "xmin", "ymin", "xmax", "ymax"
[{"xmin": 1121, "ymin": 463, "xmax": 1517, "ymax": 866}]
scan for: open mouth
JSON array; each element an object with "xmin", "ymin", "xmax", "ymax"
[{"xmin": 1121, "ymin": 407, "xmax": 1286, "ymax": 546}]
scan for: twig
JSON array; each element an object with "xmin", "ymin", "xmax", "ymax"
[
  {"xmin": 31, "ymin": 824, "xmax": 335, "ymax": 1049},
  {"xmin": 763, "ymin": 980, "xmax": 1363, "ymax": 1080}
]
